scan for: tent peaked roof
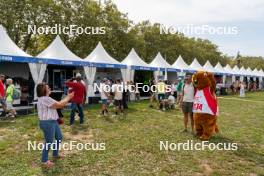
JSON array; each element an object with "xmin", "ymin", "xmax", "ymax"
[
  {"xmin": 246, "ymin": 67, "xmax": 254, "ymax": 76},
  {"xmin": 224, "ymin": 64, "xmax": 234, "ymax": 75},
  {"xmin": 37, "ymin": 35, "xmax": 83, "ymax": 61},
  {"xmin": 122, "ymin": 48, "xmax": 153, "ymax": 70},
  {"xmin": 85, "ymin": 41, "xmax": 120, "ymax": 65},
  {"xmin": 240, "ymin": 66, "xmax": 248, "ymax": 76},
  {"xmin": 203, "ymin": 60, "xmax": 217, "ymax": 73},
  {"xmin": 189, "ymin": 58, "xmax": 204, "ymax": 71},
  {"xmin": 0, "ymin": 25, "xmax": 30, "ymax": 57},
  {"xmin": 258, "ymin": 69, "xmax": 264, "ymax": 77},
  {"xmin": 232, "ymin": 65, "xmax": 241, "ymax": 75},
  {"xmin": 214, "ymin": 62, "xmax": 227, "ymax": 74},
  {"xmin": 149, "ymin": 52, "xmax": 173, "ymax": 69},
  {"xmin": 253, "ymin": 68, "xmax": 260, "ymax": 77},
  {"xmin": 172, "ymin": 55, "xmax": 193, "ymax": 71}
]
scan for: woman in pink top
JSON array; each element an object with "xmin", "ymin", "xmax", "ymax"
[{"xmin": 36, "ymin": 83, "xmax": 74, "ymax": 168}]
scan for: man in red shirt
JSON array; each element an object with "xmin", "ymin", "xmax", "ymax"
[
  {"xmin": 0, "ymin": 74, "xmax": 7, "ymax": 117},
  {"xmin": 66, "ymin": 73, "xmax": 86, "ymax": 125}
]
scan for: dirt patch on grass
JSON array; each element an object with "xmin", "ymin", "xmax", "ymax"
[
  {"xmin": 63, "ymin": 129, "xmax": 94, "ymax": 143},
  {"xmin": 199, "ymin": 160, "xmax": 213, "ymax": 176},
  {"xmin": 0, "ymin": 128, "xmax": 14, "ymax": 136}
]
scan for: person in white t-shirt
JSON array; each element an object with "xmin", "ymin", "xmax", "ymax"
[
  {"xmin": 239, "ymin": 81, "xmax": 245, "ymax": 97},
  {"xmin": 179, "ymin": 75, "xmax": 195, "ymax": 133},
  {"xmin": 112, "ymin": 79, "xmax": 123, "ymax": 115},
  {"xmin": 100, "ymin": 78, "xmax": 110, "ymax": 116},
  {"xmin": 168, "ymin": 93, "xmax": 176, "ymax": 109}
]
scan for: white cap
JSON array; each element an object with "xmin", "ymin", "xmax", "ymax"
[{"xmin": 76, "ymin": 73, "xmax": 82, "ymax": 77}]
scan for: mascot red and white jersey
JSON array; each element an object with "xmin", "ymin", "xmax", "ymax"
[{"xmin": 193, "ymin": 86, "xmax": 219, "ymax": 116}]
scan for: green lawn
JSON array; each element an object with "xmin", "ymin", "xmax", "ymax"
[{"xmin": 0, "ymin": 92, "xmax": 264, "ymax": 175}]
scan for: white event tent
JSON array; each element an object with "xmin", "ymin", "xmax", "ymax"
[
  {"xmin": 0, "ymin": 25, "xmax": 40, "ymax": 100},
  {"xmin": 214, "ymin": 62, "xmax": 229, "ymax": 85},
  {"xmin": 232, "ymin": 65, "xmax": 241, "ymax": 76},
  {"xmin": 240, "ymin": 66, "xmax": 250, "ymax": 82},
  {"xmin": 149, "ymin": 52, "xmax": 177, "ymax": 81},
  {"xmin": 252, "ymin": 68, "xmax": 260, "ymax": 77},
  {"xmin": 223, "ymin": 64, "xmax": 235, "ymax": 84},
  {"xmin": 0, "ymin": 25, "xmax": 32, "ymax": 60},
  {"xmin": 36, "ymin": 35, "xmax": 88, "ymax": 99},
  {"xmin": 172, "ymin": 55, "xmax": 195, "ymax": 73},
  {"xmin": 232, "ymin": 65, "xmax": 243, "ymax": 82},
  {"xmin": 203, "ymin": 60, "xmax": 219, "ymax": 74},
  {"xmin": 84, "ymin": 42, "xmax": 126, "ymax": 97},
  {"xmin": 258, "ymin": 69, "xmax": 264, "ymax": 89},
  {"xmin": 246, "ymin": 67, "xmax": 254, "ymax": 80},
  {"xmin": 224, "ymin": 64, "xmax": 234, "ymax": 75},
  {"xmin": 37, "ymin": 36, "xmax": 85, "ymax": 64},
  {"xmin": 121, "ymin": 48, "xmax": 156, "ymax": 82},
  {"xmin": 258, "ymin": 69, "xmax": 264, "ymax": 77},
  {"xmin": 189, "ymin": 58, "xmax": 204, "ymax": 71},
  {"xmin": 253, "ymin": 68, "xmax": 262, "ymax": 87},
  {"xmin": 214, "ymin": 62, "xmax": 228, "ymax": 75}
]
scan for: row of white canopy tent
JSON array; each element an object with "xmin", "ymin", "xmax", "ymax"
[{"xmin": 1, "ymin": 24, "xmax": 264, "ymax": 99}]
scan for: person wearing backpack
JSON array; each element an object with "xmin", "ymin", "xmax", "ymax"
[{"xmin": 5, "ymin": 78, "xmax": 16, "ymax": 118}]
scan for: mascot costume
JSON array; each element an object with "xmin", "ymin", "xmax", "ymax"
[{"xmin": 192, "ymin": 71, "xmax": 219, "ymax": 140}]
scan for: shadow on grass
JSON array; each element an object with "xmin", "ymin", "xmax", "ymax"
[{"xmin": 210, "ymin": 135, "xmax": 264, "ymax": 166}]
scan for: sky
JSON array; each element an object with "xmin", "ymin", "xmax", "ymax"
[{"xmin": 112, "ymin": 0, "xmax": 264, "ymax": 57}]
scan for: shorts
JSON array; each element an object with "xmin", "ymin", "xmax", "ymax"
[
  {"xmin": 182, "ymin": 102, "xmax": 193, "ymax": 113},
  {"xmin": 114, "ymin": 100, "xmax": 123, "ymax": 108},
  {"xmin": 0, "ymin": 98, "xmax": 6, "ymax": 107},
  {"xmin": 101, "ymin": 99, "xmax": 108, "ymax": 105},
  {"xmin": 6, "ymin": 101, "xmax": 14, "ymax": 110},
  {"xmin": 158, "ymin": 94, "xmax": 165, "ymax": 101}
]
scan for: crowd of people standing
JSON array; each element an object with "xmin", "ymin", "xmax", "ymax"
[{"xmin": 1, "ymin": 71, "xmax": 263, "ymax": 168}]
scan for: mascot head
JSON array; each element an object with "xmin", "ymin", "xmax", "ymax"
[{"xmin": 192, "ymin": 71, "xmax": 216, "ymax": 92}]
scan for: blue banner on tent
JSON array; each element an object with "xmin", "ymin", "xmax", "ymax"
[
  {"xmin": 131, "ymin": 65, "xmax": 158, "ymax": 71},
  {"xmin": 0, "ymin": 54, "xmax": 37, "ymax": 63},
  {"xmin": 166, "ymin": 68, "xmax": 181, "ymax": 72},
  {"xmin": 182, "ymin": 69, "xmax": 196, "ymax": 73},
  {"xmin": 0, "ymin": 54, "xmax": 90, "ymax": 66},
  {"xmin": 89, "ymin": 62, "xmax": 126, "ymax": 69}
]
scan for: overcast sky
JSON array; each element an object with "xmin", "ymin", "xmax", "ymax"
[{"xmin": 112, "ymin": 0, "xmax": 264, "ymax": 57}]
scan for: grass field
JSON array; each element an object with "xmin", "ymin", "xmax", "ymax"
[{"xmin": 0, "ymin": 92, "xmax": 264, "ymax": 176}]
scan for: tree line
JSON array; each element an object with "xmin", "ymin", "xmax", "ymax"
[{"xmin": 0, "ymin": 0, "xmax": 263, "ymax": 69}]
